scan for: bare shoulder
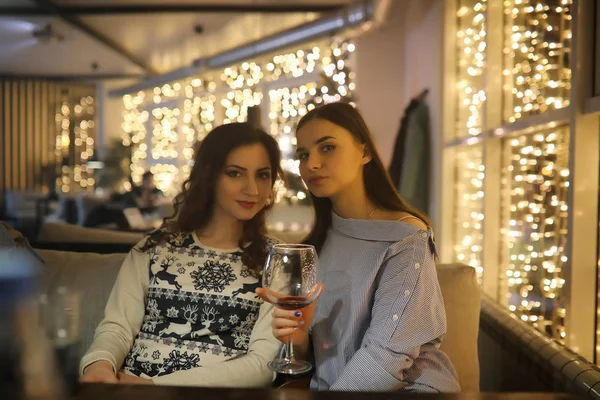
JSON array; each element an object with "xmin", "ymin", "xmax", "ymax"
[{"xmin": 382, "ymin": 211, "xmax": 428, "ymax": 230}]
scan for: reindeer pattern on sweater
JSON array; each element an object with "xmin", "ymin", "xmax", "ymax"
[{"xmin": 123, "ymin": 230, "xmax": 277, "ymax": 378}]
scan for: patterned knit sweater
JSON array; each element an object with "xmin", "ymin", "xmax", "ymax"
[{"xmin": 80, "ymin": 230, "xmax": 281, "ymax": 387}]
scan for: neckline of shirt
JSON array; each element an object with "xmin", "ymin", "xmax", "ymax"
[
  {"xmin": 330, "ymin": 211, "xmax": 429, "ymax": 242},
  {"xmin": 191, "ymin": 230, "xmax": 243, "ymax": 253}
]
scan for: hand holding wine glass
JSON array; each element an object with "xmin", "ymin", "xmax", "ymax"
[
  {"xmin": 257, "ymin": 284, "xmax": 324, "ymax": 347},
  {"xmin": 258, "ymin": 244, "xmax": 322, "ymax": 375}
]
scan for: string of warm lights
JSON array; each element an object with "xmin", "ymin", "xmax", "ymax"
[
  {"xmin": 453, "ymin": 145, "xmax": 485, "ymax": 282},
  {"xmin": 448, "ymin": 0, "xmax": 574, "ymax": 348},
  {"xmin": 453, "ymin": 1, "xmax": 486, "ymax": 282},
  {"xmin": 123, "ymin": 78, "xmax": 218, "ymax": 195},
  {"xmin": 503, "ymin": 0, "xmax": 572, "ymax": 122},
  {"xmin": 456, "ymin": 0, "xmax": 487, "ymax": 137},
  {"xmin": 269, "ymin": 82, "xmax": 316, "ymax": 205},
  {"xmin": 55, "ymin": 95, "xmax": 96, "ymax": 193},
  {"xmin": 221, "ymin": 89, "xmax": 263, "ymax": 124},
  {"xmin": 266, "ymin": 46, "xmax": 320, "ymax": 81},
  {"xmin": 501, "ymin": 127, "xmax": 569, "ymax": 343},
  {"xmin": 123, "ymin": 92, "xmax": 148, "ymax": 192},
  {"xmin": 221, "ymin": 62, "xmax": 263, "ymax": 89},
  {"xmin": 121, "ymin": 38, "xmax": 355, "ymax": 198},
  {"xmin": 308, "ymin": 39, "xmax": 356, "ymax": 107},
  {"xmin": 180, "ymin": 92, "xmax": 216, "ymax": 180}
]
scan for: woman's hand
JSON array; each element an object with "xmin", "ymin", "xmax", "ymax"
[
  {"xmin": 256, "ymin": 283, "xmax": 324, "ymax": 350},
  {"xmin": 80, "ymin": 360, "xmax": 118, "ymax": 384},
  {"xmin": 117, "ymin": 371, "xmax": 154, "ymax": 385}
]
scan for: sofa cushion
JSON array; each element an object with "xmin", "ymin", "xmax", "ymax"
[
  {"xmin": 37, "ymin": 249, "xmax": 126, "ymax": 363},
  {"xmin": 437, "ymin": 263, "xmax": 481, "ymax": 392}
]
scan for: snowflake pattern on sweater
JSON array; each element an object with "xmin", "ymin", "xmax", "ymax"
[{"xmin": 122, "ymin": 230, "xmax": 278, "ymax": 378}]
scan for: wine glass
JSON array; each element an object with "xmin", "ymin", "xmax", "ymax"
[{"xmin": 262, "ymin": 244, "xmax": 320, "ymax": 375}]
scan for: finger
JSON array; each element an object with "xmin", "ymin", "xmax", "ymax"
[
  {"xmin": 274, "ymin": 328, "xmax": 298, "ymax": 338},
  {"xmin": 255, "ymin": 288, "xmax": 267, "ymax": 302},
  {"xmin": 272, "ymin": 318, "xmax": 301, "ymax": 329},
  {"xmin": 273, "ymin": 308, "xmax": 304, "ymax": 319}
]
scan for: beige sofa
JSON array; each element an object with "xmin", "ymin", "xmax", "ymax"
[{"xmin": 38, "ymin": 246, "xmax": 480, "ymax": 391}]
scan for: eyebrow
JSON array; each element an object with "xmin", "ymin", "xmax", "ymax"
[
  {"xmin": 296, "ymin": 136, "xmax": 336, "ymax": 152},
  {"xmin": 225, "ymin": 165, "xmax": 271, "ymax": 171}
]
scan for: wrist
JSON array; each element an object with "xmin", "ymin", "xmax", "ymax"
[{"xmin": 84, "ymin": 360, "xmax": 114, "ymax": 374}]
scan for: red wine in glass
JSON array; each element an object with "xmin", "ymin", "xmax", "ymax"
[{"xmin": 274, "ymin": 296, "xmax": 312, "ymax": 310}]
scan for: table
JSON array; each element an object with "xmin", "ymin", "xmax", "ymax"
[{"xmin": 75, "ymin": 384, "xmax": 578, "ymax": 400}]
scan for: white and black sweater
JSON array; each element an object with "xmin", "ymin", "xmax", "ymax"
[{"xmin": 80, "ymin": 230, "xmax": 282, "ymax": 387}]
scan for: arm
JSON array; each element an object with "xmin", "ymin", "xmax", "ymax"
[
  {"xmin": 152, "ymin": 301, "xmax": 281, "ymax": 387},
  {"xmin": 79, "ymin": 242, "xmax": 150, "ymax": 375},
  {"xmin": 330, "ymin": 232, "xmax": 460, "ymax": 392}
]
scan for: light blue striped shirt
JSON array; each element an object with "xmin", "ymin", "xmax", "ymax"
[{"xmin": 309, "ymin": 213, "xmax": 460, "ymax": 392}]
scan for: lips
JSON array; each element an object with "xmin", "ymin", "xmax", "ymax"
[
  {"xmin": 307, "ymin": 176, "xmax": 327, "ymax": 185},
  {"xmin": 237, "ymin": 201, "xmax": 257, "ymax": 209}
]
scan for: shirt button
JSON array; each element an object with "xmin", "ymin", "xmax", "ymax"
[
  {"xmin": 415, "ymin": 263, "xmax": 421, "ymax": 269},
  {"xmin": 392, "ymin": 314, "xmax": 399, "ymax": 321},
  {"xmin": 421, "ymin": 232, "xmax": 428, "ymax": 239},
  {"xmin": 404, "ymin": 290, "xmax": 410, "ymax": 297}
]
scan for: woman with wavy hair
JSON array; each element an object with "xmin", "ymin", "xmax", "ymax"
[{"xmin": 81, "ymin": 123, "xmax": 284, "ymax": 387}]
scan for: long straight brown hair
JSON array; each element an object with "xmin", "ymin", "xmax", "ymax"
[
  {"xmin": 297, "ymin": 102, "xmax": 430, "ymax": 253},
  {"xmin": 140, "ymin": 123, "xmax": 284, "ymax": 276}
]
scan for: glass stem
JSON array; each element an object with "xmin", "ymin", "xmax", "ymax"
[{"xmin": 285, "ymin": 335, "xmax": 295, "ymax": 362}]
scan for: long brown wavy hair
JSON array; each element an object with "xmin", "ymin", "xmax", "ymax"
[
  {"xmin": 297, "ymin": 102, "xmax": 431, "ymax": 253},
  {"xmin": 140, "ymin": 123, "xmax": 284, "ymax": 276}
]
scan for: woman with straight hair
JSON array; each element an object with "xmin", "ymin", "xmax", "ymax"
[
  {"xmin": 258, "ymin": 102, "xmax": 460, "ymax": 392},
  {"xmin": 81, "ymin": 123, "xmax": 284, "ymax": 387}
]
